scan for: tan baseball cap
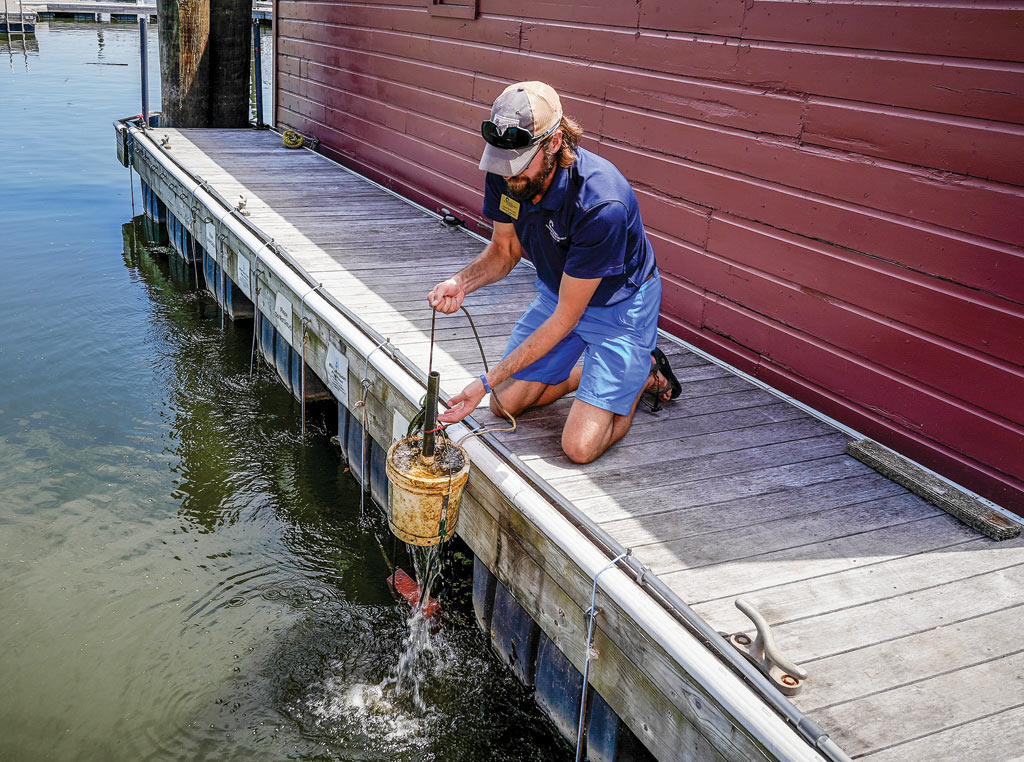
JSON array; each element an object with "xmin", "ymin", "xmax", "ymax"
[{"xmin": 478, "ymin": 81, "xmax": 563, "ymax": 177}]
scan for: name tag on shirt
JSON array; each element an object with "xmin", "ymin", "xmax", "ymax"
[{"xmin": 499, "ymin": 194, "xmax": 520, "ymax": 220}]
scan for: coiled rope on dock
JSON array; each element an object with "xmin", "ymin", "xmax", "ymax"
[{"xmin": 282, "ymin": 130, "xmax": 304, "ymax": 149}]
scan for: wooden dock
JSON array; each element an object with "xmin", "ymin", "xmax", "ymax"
[{"xmin": 117, "ymin": 123, "xmax": 1024, "ymax": 762}]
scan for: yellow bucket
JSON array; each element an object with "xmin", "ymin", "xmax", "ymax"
[{"xmin": 385, "ymin": 435, "xmax": 470, "ymax": 546}]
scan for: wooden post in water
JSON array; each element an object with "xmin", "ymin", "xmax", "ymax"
[
  {"xmin": 208, "ymin": 0, "xmax": 250, "ymax": 126},
  {"xmin": 156, "ymin": 0, "xmax": 250, "ymax": 127}
]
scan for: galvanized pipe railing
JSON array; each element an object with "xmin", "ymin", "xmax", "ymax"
[
  {"xmin": 138, "ymin": 17, "xmax": 149, "ymax": 128},
  {"xmin": 251, "ymin": 20, "xmax": 264, "ymax": 127}
]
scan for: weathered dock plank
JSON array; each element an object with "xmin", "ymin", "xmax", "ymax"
[
  {"xmin": 772, "ymin": 560, "xmax": 1024, "ymax": 670},
  {"xmin": 598, "ymin": 473, "xmax": 908, "ymax": 548},
  {"xmin": 535, "ymin": 433, "xmax": 851, "ymax": 500},
  {"xmin": 816, "ymin": 649, "xmax": 1024, "ymax": 756},
  {"xmin": 635, "ymin": 492, "xmax": 939, "ymax": 575},
  {"xmin": 859, "ymin": 704, "xmax": 1024, "ymax": 762},
  {"xmin": 670, "ymin": 514, "xmax": 980, "ymax": 603},
  {"xmin": 691, "ymin": 536, "xmax": 1024, "ymax": 635},
  {"xmin": 528, "ymin": 417, "xmax": 839, "ymax": 479},
  {"xmin": 574, "ymin": 458, "xmax": 894, "ymax": 523},
  {"xmin": 800, "ymin": 591, "xmax": 1024, "ymax": 710}
]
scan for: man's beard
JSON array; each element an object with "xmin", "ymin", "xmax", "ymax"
[{"xmin": 506, "ymin": 148, "xmax": 557, "ymax": 202}]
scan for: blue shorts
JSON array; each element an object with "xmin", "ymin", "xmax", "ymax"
[{"xmin": 503, "ymin": 271, "xmax": 662, "ymax": 416}]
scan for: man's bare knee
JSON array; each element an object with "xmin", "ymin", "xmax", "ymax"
[
  {"xmin": 561, "ymin": 431, "xmax": 602, "ymax": 464},
  {"xmin": 562, "ymin": 442, "xmax": 597, "ymax": 464},
  {"xmin": 561, "ymin": 400, "xmax": 628, "ymax": 464}
]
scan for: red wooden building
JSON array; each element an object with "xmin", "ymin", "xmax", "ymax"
[{"xmin": 272, "ymin": 0, "xmax": 1024, "ymax": 511}]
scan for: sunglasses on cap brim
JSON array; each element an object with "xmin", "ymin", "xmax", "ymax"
[{"xmin": 481, "ymin": 119, "xmax": 559, "ymax": 150}]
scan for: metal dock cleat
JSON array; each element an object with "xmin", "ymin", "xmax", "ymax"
[{"xmin": 725, "ymin": 598, "xmax": 808, "ymax": 696}]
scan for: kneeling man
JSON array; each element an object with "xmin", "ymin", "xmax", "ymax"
[{"xmin": 428, "ymin": 81, "xmax": 678, "ymax": 463}]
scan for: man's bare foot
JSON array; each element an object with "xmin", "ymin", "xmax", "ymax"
[
  {"xmin": 642, "ymin": 348, "xmax": 681, "ymax": 411},
  {"xmin": 644, "ymin": 355, "xmax": 674, "ymax": 403}
]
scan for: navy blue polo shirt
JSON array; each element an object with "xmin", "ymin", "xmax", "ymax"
[{"xmin": 482, "ymin": 147, "xmax": 656, "ymax": 307}]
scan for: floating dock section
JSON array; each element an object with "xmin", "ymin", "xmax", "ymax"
[{"xmin": 116, "ymin": 120, "xmax": 1024, "ymax": 762}]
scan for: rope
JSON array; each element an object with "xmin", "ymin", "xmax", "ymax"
[
  {"xmin": 127, "ymin": 160, "xmax": 138, "ymax": 255},
  {"xmin": 452, "ymin": 305, "xmax": 516, "ymax": 445},
  {"xmin": 248, "ymin": 240, "xmax": 275, "ymax": 377},
  {"xmin": 214, "ymin": 205, "xmax": 235, "ymax": 332},
  {"xmin": 298, "ymin": 282, "xmax": 324, "ymax": 438},
  {"xmin": 282, "ymin": 130, "xmax": 304, "ymax": 149},
  {"xmin": 187, "ymin": 190, "xmax": 201, "ymax": 286},
  {"xmin": 428, "ymin": 308, "xmax": 437, "ymax": 376},
  {"xmin": 357, "ymin": 336, "xmax": 392, "ymax": 518},
  {"xmin": 575, "ymin": 551, "xmax": 629, "ymax": 762}
]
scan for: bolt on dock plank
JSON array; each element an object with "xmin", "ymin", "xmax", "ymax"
[{"xmin": 117, "ymin": 122, "xmax": 1024, "ymax": 762}]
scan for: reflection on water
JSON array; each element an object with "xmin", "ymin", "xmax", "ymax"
[{"xmin": 0, "ymin": 22, "xmax": 569, "ymax": 762}]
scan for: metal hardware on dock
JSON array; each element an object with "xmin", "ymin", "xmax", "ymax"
[{"xmin": 726, "ymin": 598, "xmax": 808, "ymax": 697}]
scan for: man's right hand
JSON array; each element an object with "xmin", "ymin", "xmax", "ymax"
[{"xmin": 428, "ymin": 278, "xmax": 465, "ymax": 314}]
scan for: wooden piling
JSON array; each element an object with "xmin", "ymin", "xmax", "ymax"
[{"xmin": 156, "ymin": 0, "xmax": 250, "ymax": 127}]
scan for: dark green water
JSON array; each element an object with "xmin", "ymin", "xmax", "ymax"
[{"xmin": 0, "ymin": 22, "xmax": 568, "ymax": 762}]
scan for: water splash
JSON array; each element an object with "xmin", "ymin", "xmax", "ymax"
[
  {"xmin": 388, "ymin": 544, "xmax": 445, "ymax": 713},
  {"xmin": 310, "ymin": 679, "xmax": 429, "ymax": 747}
]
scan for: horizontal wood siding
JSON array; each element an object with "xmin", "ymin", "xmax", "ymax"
[{"xmin": 275, "ymin": 0, "xmax": 1024, "ymax": 510}]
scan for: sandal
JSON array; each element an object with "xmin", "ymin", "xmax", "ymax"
[{"xmin": 643, "ymin": 348, "xmax": 682, "ymax": 412}]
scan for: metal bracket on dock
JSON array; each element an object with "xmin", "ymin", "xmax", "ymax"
[
  {"xmin": 439, "ymin": 208, "xmax": 465, "ymax": 229},
  {"xmin": 725, "ymin": 598, "xmax": 807, "ymax": 696}
]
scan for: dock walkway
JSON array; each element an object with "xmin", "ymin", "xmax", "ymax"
[{"xmin": 121, "ymin": 125, "xmax": 1024, "ymax": 762}]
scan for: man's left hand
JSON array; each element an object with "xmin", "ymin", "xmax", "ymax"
[{"xmin": 437, "ymin": 377, "xmax": 487, "ymax": 424}]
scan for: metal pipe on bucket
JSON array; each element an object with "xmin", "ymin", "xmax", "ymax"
[
  {"xmin": 422, "ymin": 370, "xmax": 440, "ymax": 460},
  {"xmin": 139, "ymin": 17, "xmax": 149, "ymax": 128}
]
